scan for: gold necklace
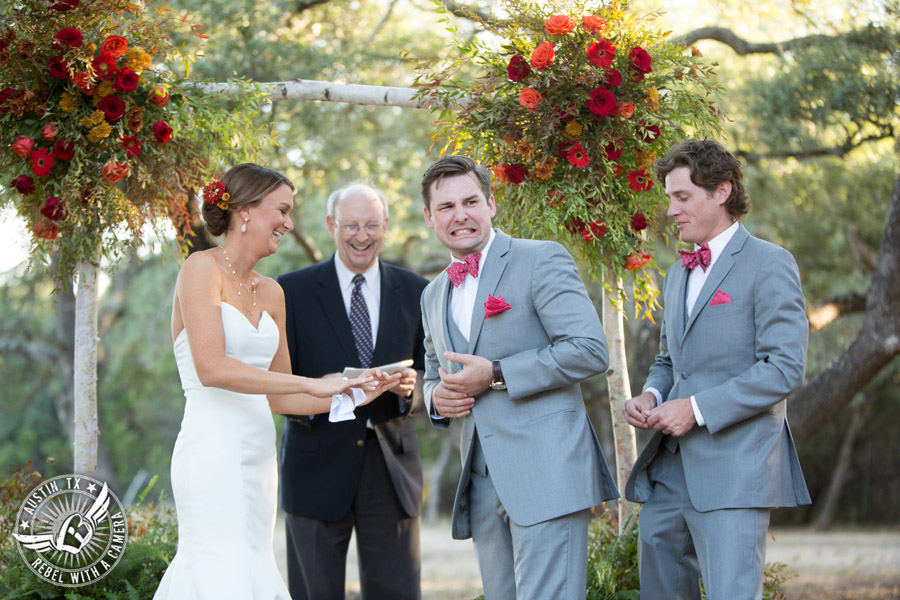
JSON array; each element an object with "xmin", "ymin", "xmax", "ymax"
[{"xmin": 221, "ymin": 246, "xmax": 257, "ymax": 313}]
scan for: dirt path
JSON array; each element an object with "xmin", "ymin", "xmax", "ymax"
[{"xmin": 274, "ymin": 517, "xmax": 900, "ymax": 599}]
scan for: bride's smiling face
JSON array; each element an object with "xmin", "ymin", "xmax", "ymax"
[{"xmin": 241, "ymin": 184, "xmax": 294, "ymax": 255}]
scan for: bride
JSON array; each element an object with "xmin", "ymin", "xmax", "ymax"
[{"xmin": 154, "ymin": 163, "xmax": 400, "ymax": 599}]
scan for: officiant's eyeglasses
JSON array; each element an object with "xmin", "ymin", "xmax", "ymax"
[{"xmin": 334, "ymin": 220, "xmax": 385, "ymax": 235}]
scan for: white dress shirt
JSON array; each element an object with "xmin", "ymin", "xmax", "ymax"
[
  {"xmin": 334, "ymin": 255, "xmax": 380, "ymax": 347},
  {"xmin": 647, "ymin": 222, "xmax": 739, "ymax": 427},
  {"xmin": 449, "ymin": 229, "xmax": 496, "ymax": 341}
]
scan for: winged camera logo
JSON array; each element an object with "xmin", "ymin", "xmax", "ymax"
[{"xmin": 12, "ymin": 474, "xmax": 128, "ymax": 587}]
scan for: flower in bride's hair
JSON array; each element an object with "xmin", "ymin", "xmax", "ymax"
[{"xmin": 203, "ymin": 180, "xmax": 230, "ymax": 209}]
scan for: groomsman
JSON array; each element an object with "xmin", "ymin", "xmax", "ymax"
[
  {"xmin": 624, "ymin": 139, "xmax": 810, "ymax": 600},
  {"xmin": 277, "ymin": 183, "xmax": 427, "ymax": 599},
  {"xmin": 419, "ymin": 154, "xmax": 618, "ymax": 599}
]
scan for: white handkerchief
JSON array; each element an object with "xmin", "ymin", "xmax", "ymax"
[{"xmin": 328, "ymin": 387, "xmax": 366, "ymax": 422}]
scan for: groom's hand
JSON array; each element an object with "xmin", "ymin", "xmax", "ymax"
[
  {"xmin": 440, "ymin": 352, "xmax": 493, "ymax": 397},
  {"xmin": 432, "ymin": 376, "xmax": 475, "ymax": 419},
  {"xmin": 646, "ymin": 397, "xmax": 696, "ymax": 437}
]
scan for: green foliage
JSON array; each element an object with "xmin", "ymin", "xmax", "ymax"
[
  {"xmin": 0, "ymin": 0, "xmax": 274, "ymax": 280},
  {"xmin": 415, "ymin": 0, "xmax": 723, "ymax": 314},
  {"xmin": 0, "ymin": 465, "xmax": 177, "ymax": 600},
  {"xmin": 586, "ymin": 510, "xmax": 640, "ymax": 599}
]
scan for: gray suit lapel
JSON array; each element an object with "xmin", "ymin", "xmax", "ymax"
[
  {"xmin": 682, "ymin": 225, "xmax": 750, "ymax": 341},
  {"xmin": 432, "ymin": 272, "xmax": 452, "ymax": 365},
  {"xmin": 467, "ymin": 231, "xmax": 511, "ymax": 353}
]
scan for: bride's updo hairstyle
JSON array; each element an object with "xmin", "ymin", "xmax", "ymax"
[{"xmin": 202, "ymin": 163, "xmax": 294, "ymax": 236}]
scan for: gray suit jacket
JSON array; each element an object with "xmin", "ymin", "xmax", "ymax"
[
  {"xmin": 422, "ymin": 231, "xmax": 619, "ymax": 539},
  {"xmin": 625, "ymin": 225, "xmax": 811, "ymax": 511}
]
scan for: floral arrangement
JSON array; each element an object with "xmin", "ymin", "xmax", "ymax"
[
  {"xmin": 0, "ymin": 0, "xmax": 272, "ymax": 277},
  {"xmin": 415, "ymin": 0, "xmax": 721, "ymax": 314}
]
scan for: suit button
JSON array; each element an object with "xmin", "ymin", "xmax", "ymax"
[
  {"xmin": 681, "ymin": 372, "xmax": 688, "ymax": 380},
  {"xmin": 357, "ymin": 439, "xmax": 364, "ymax": 447}
]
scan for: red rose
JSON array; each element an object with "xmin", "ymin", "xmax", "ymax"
[
  {"xmin": 507, "ymin": 55, "xmax": 531, "ymax": 82},
  {"xmin": 603, "ymin": 140, "xmax": 622, "ymax": 161},
  {"xmin": 53, "ymin": 27, "xmax": 83, "ymax": 49},
  {"xmin": 53, "ymin": 140, "xmax": 75, "ymax": 160},
  {"xmin": 565, "ymin": 217, "xmax": 585, "ymax": 234},
  {"xmin": 639, "ymin": 122, "xmax": 661, "ymax": 143},
  {"xmin": 582, "ymin": 219, "xmax": 606, "ymax": 242},
  {"xmin": 544, "ymin": 15, "xmax": 576, "ymax": 36},
  {"xmin": 40, "ymin": 197, "xmax": 65, "ymax": 221},
  {"xmin": 629, "ymin": 47, "xmax": 652, "ymax": 80},
  {"xmin": 30, "ymin": 148, "xmax": 55, "ymax": 177},
  {"xmin": 582, "ymin": 16, "xmax": 607, "ymax": 34},
  {"xmin": 631, "ymin": 212, "xmax": 648, "ymax": 231},
  {"xmin": 49, "ymin": 0, "xmax": 79, "ymax": 10},
  {"xmin": 617, "ymin": 101, "xmax": 635, "ymax": 119},
  {"xmin": 71, "ymin": 72, "xmax": 94, "ymax": 95},
  {"xmin": 101, "ymin": 35, "xmax": 128, "ymax": 58},
  {"xmin": 120, "ymin": 135, "xmax": 142, "ymax": 156},
  {"xmin": 585, "ymin": 86, "xmax": 617, "ymax": 119},
  {"xmin": 149, "ymin": 85, "xmax": 169, "ymax": 107},
  {"xmin": 503, "ymin": 163, "xmax": 527, "ymax": 185},
  {"xmin": 605, "ymin": 68, "xmax": 622, "ymax": 88},
  {"xmin": 34, "ymin": 220, "xmax": 59, "ymax": 240},
  {"xmin": 519, "ymin": 87, "xmax": 542, "ymax": 110},
  {"xmin": 530, "ymin": 42, "xmax": 555, "ymax": 70},
  {"xmin": 567, "ymin": 142, "xmax": 589, "ymax": 168},
  {"xmin": 11, "ymin": 175, "xmax": 35, "ymax": 195},
  {"xmin": 586, "ymin": 40, "xmax": 616, "ymax": 69},
  {"xmin": 12, "ymin": 136, "xmax": 35, "ymax": 158},
  {"xmin": 152, "ymin": 120, "xmax": 172, "ymax": 143},
  {"xmin": 43, "ymin": 123, "xmax": 59, "ymax": 141},
  {"xmin": 628, "ymin": 168, "xmax": 654, "ymax": 192},
  {"xmin": 98, "ymin": 95, "xmax": 126, "ymax": 122},
  {"xmin": 114, "ymin": 68, "xmax": 139, "ymax": 92},
  {"xmin": 102, "ymin": 159, "xmax": 130, "ymax": 184},
  {"xmin": 48, "ymin": 55, "xmax": 69, "ymax": 80},
  {"xmin": 92, "ymin": 52, "xmax": 119, "ymax": 80},
  {"xmin": 625, "ymin": 252, "xmax": 652, "ymax": 271}
]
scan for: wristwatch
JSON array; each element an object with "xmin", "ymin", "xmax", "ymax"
[{"xmin": 489, "ymin": 360, "xmax": 507, "ymax": 391}]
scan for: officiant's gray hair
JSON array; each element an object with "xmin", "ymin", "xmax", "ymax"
[{"xmin": 326, "ymin": 182, "xmax": 389, "ymax": 220}]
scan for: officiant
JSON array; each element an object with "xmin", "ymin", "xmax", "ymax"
[{"xmin": 277, "ymin": 182, "xmax": 429, "ymax": 600}]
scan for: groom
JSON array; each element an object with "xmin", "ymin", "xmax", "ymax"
[
  {"xmin": 624, "ymin": 139, "xmax": 810, "ymax": 599},
  {"xmin": 419, "ymin": 154, "xmax": 619, "ymax": 599}
]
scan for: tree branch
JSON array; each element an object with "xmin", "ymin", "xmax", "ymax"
[
  {"xmin": 736, "ymin": 130, "xmax": 895, "ymax": 163},
  {"xmin": 287, "ymin": 225, "xmax": 323, "ymax": 264},
  {"xmin": 672, "ymin": 27, "xmax": 833, "ymax": 54},
  {"xmin": 806, "ymin": 292, "xmax": 867, "ymax": 331}
]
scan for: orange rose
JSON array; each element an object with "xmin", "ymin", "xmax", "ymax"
[
  {"xmin": 625, "ymin": 253, "xmax": 652, "ymax": 271},
  {"xmin": 582, "ymin": 16, "xmax": 607, "ymax": 34},
  {"xmin": 530, "ymin": 42, "xmax": 555, "ymax": 70},
  {"xmin": 617, "ymin": 101, "xmax": 635, "ymax": 118},
  {"xmin": 544, "ymin": 15, "xmax": 576, "ymax": 36},
  {"xmin": 100, "ymin": 35, "xmax": 128, "ymax": 58},
  {"xmin": 102, "ymin": 159, "xmax": 130, "ymax": 184},
  {"xmin": 518, "ymin": 87, "xmax": 542, "ymax": 110}
]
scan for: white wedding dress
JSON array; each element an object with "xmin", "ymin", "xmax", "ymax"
[{"xmin": 154, "ymin": 302, "xmax": 290, "ymax": 600}]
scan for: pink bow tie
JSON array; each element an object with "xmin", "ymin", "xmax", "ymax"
[
  {"xmin": 447, "ymin": 253, "xmax": 481, "ymax": 287},
  {"xmin": 680, "ymin": 244, "xmax": 711, "ymax": 272}
]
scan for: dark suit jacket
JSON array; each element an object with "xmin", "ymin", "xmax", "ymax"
[{"xmin": 277, "ymin": 256, "xmax": 428, "ymax": 521}]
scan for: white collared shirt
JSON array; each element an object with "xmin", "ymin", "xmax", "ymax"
[
  {"xmin": 334, "ymin": 255, "xmax": 380, "ymax": 346},
  {"xmin": 449, "ymin": 229, "xmax": 496, "ymax": 342},
  {"xmin": 647, "ymin": 222, "xmax": 739, "ymax": 428}
]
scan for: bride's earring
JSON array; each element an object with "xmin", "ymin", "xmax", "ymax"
[{"xmin": 241, "ymin": 217, "xmax": 249, "ymax": 233}]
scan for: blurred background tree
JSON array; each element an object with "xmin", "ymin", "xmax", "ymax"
[{"xmin": 2, "ymin": 0, "xmax": 898, "ymax": 528}]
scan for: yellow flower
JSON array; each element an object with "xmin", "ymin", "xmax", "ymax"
[
  {"xmin": 532, "ymin": 157, "xmax": 557, "ymax": 182},
  {"xmin": 94, "ymin": 80, "xmax": 114, "ymax": 101},
  {"xmin": 80, "ymin": 109, "xmax": 106, "ymax": 128},
  {"xmin": 563, "ymin": 121, "xmax": 583, "ymax": 140},
  {"xmin": 125, "ymin": 47, "xmax": 152, "ymax": 72},
  {"xmin": 516, "ymin": 140, "xmax": 534, "ymax": 159},
  {"xmin": 88, "ymin": 122, "xmax": 112, "ymax": 143},
  {"xmin": 87, "ymin": 43, "xmax": 97, "ymax": 53},
  {"xmin": 647, "ymin": 86, "xmax": 660, "ymax": 113},
  {"xmin": 635, "ymin": 150, "xmax": 657, "ymax": 170},
  {"xmin": 60, "ymin": 92, "xmax": 77, "ymax": 113}
]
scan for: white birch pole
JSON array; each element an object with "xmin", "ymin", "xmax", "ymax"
[
  {"xmin": 602, "ymin": 274, "xmax": 638, "ymax": 531},
  {"xmin": 72, "ymin": 258, "xmax": 100, "ymax": 477}
]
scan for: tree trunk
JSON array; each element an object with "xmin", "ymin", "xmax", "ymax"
[
  {"xmin": 788, "ymin": 169, "xmax": 900, "ymax": 447},
  {"xmin": 602, "ymin": 274, "xmax": 638, "ymax": 530},
  {"xmin": 73, "ymin": 258, "xmax": 100, "ymax": 476}
]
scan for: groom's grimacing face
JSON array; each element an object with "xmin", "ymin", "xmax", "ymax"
[{"xmin": 423, "ymin": 173, "xmax": 496, "ymax": 260}]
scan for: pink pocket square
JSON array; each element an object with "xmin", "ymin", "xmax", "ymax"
[
  {"xmin": 484, "ymin": 294, "xmax": 512, "ymax": 318},
  {"xmin": 710, "ymin": 289, "xmax": 732, "ymax": 306}
]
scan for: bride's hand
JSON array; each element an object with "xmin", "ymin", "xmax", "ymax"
[
  {"xmin": 306, "ymin": 373, "xmax": 376, "ymax": 398},
  {"xmin": 350, "ymin": 369, "xmax": 402, "ymax": 406}
]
